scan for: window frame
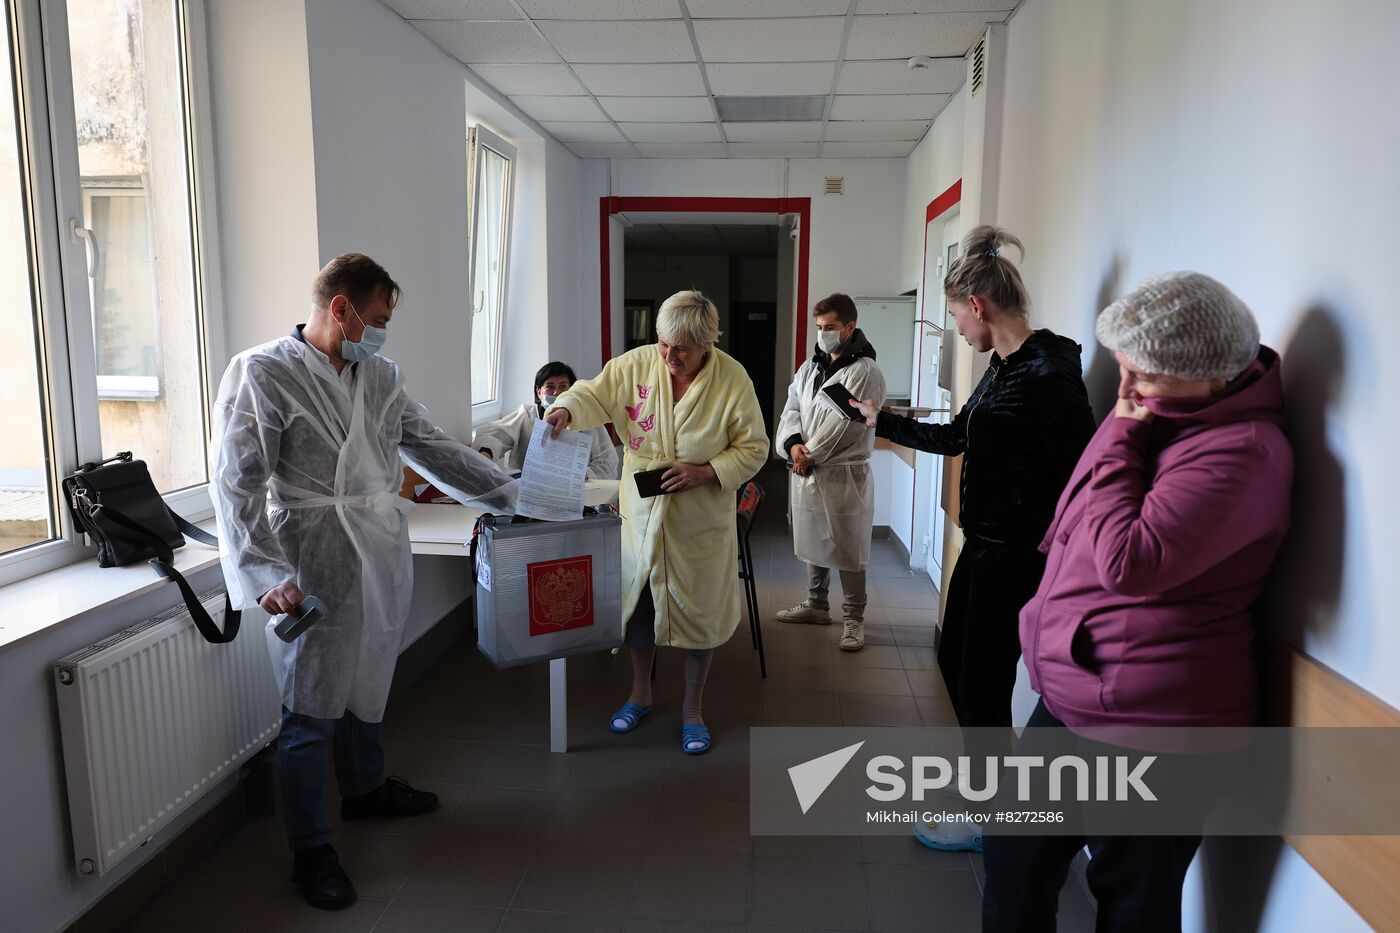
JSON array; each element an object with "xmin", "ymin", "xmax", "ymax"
[
  {"xmin": 0, "ymin": 0, "xmax": 225, "ymax": 588},
  {"xmin": 467, "ymin": 123, "xmax": 515, "ymax": 422}
]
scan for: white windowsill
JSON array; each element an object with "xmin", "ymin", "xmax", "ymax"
[{"xmin": 0, "ymin": 519, "xmax": 223, "ymax": 655}]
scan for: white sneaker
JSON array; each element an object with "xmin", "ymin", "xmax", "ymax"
[
  {"xmin": 839, "ymin": 619, "xmax": 864, "ymax": 651},
  {"xmin": 776, "ymin": 602, "xmax": 832, "ymax": 625},
  {"xmin": 913, "ymin": 817, "xmax": 983, "ymax": 853}
]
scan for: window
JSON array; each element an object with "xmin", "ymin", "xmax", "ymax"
[
  {"xmin": 0, "ymin": 0, "xmax": 220, "ymax": 582},
  {"xmin": 467, "ymin": 124, "xmax": 514, "ymax": 412}
]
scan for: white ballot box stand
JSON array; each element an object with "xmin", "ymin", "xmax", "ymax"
[{"xmin": 407, "ymin": 481, "xmax": 622, "ymax": 752}]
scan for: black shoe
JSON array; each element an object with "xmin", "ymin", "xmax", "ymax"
[
  {"xmin": 292, "ymin": 844, "xmax": 356, "ymax": 911},
  {"xmin": 340, "ymin": 775, "xmax": 440, "ymax": 821}
]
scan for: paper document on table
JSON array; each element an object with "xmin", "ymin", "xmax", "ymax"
[{"xmin": 517, "ymin": 419, "xmax": 591, "ymax": 521}]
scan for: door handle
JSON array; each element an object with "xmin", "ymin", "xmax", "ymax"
[{"xmin": 69, "ymin": 219, "xmax": 99, "ymax": 279}]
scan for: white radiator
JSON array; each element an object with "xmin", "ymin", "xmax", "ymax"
[{"xmin": 52, "ymin": 589, "xmax": 280, "ymax": 877}]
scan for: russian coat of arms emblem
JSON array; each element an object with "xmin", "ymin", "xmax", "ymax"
[{"xmin": 527, "ymin": 556, "xmax": 594, "ymax": 636}]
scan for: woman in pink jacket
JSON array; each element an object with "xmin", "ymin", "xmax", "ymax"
[{"xmin": 981, "ymin": 272, "xmax": 1294, "ymax": 933}]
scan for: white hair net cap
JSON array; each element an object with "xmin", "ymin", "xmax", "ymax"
[{"xmin": 1096, "ymin": 271, "xmax": 1260, "ymax": 381}]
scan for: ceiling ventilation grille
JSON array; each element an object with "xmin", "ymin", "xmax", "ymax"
[
  {"xmin": 714, "ymin": 96, "xmax": 827, "ymax": 122},
  {"xmin": 824, "ymin": 177, "xmax": 844, "ymax": 196},
  {"xmin": 971, "ymin": 33, "xmax": 986, "ymax": 97}
]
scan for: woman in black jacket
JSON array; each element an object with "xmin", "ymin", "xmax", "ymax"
[{"xmin": 854, "ymin": 225, "xmax": 1096, "ymax": 851}]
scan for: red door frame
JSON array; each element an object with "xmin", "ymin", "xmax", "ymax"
[
  {"xmin": 913, "ymin": 179, "xmax": 962, "ymax": 557},
  {"xmin": 917, "ymin": 180, "xmax": 962, "ymax": 401},
  {"xmin": 599, "ymin": 196, "xmax": 812, "ymax": 371}
]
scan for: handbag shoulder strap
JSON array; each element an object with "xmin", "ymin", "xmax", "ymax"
[{"xmin": 94, "ymin": 503, "xmax": 240, "ymax": 644}]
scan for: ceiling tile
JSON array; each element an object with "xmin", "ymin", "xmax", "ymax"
[
  {"xmin": 519, "ymin": 0, "xmax": 682, "ymax": 18},
  {"xmin": 567, "ymin": 142, "xmax": 641, "ymax": 158},
  {"xmin": 621, "ymin": 122, "xmax": 723, "ymax": 142},
  {"xmin": 858, "ymin": 0, "xmax": 1015, "ymax": 12},
  {"xmin": 706, "ymin": 62, "xmax": 836, "ymax": 96},
  {"xmin": 829, "ymin": 93, "xmax": 948, "ymax": 120},
  {"xmin": 599, "ymin": 96, "xmax": 714, "ymax": 121},
  {"xmin": 537, "ymin": 21, "xmax": 695, "ymax": 63},
  {"xmin": 413, "ymin": 20, "xmax": 558, "ymax": 62},
  {"xmin": 386, "ymin": 0, "xmax": 521, "ymax": 18},
  {"xmin": 723, "ymin": 121, "xmax": 823, "ymax": 142},
  {"xmin": 728, "ymin": 142, "xmax": 821, "ymax": 158},
  {"xmin": 636, "ymin": 142, "xmax": 731, "ymax": 158},
  {"xmin": 687, "ymin": 0, "xmax": 849, "ymax": 16},
  {"xmin": 541, "ymin": 121, "xmax": 626, "ymax": 142},
  {"xmin": 825, "ymin": 119, "xmax": 929, "ymax": 140},
  {"xmin": 836, "ymin": 58, "xmax": 963, "ymax": 94},
  {"xmin": 511, "ymin": 95, "xmax": 608, "ymax": 122},
  {"xmin": 694, "ymin": 17, "xmax": 845, "ymax": 63},
  {"xmin": 819, "ymin": 140, "xmax": 918, "ymax": 157},
  {"xmin": 470, "ymin": 63, "xmax": 584, "ymax": 94},
  {"xmin": 846, "ymin": 11, "xmax": 1006, "ymax": 59},
  {"xmin": 573, "ymin": 63, "xmax": 707, "ymax": 96}
]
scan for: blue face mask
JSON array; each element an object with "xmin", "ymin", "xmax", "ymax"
[{"xmin": 339, "ymin": 301, "xmax": 387, "ymax": 362}]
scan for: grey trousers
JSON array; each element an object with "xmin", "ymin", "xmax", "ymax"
[{"xmin": 807, "ymin": 564, "xmax": 868, "ymax": 622}]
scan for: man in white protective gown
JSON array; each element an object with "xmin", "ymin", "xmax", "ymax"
[
  {"xmin": 210, "ymin": 253, "xmax": 517, "ymax": 911},
  {"xmin": 774, "ymin": 293, "xmax": 886, "ymax": 652},
  {"xmin": 473, "ymin": 360, "xmax": 619, "ymax": 479}
]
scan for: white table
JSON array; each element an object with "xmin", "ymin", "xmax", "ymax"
[{"xmin": 406, "ymin": 479, "xmax": 620, "ymax": 752}]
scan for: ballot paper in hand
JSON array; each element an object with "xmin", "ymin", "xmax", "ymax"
[{"xmin": 516, "ymin": 419, "xmax": 591, "ymax": 521}]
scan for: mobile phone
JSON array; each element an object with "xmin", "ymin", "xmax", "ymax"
[
  {"xmin": 273, "ymin": 595, "xmax": 325, "ymax": 642},
  {"xmin": 821, "ymin": 382, "xmax": 867, "ymax": 421},
  {"xmin": 633, "ymin": 467, "xmax": 672, "ymax": 498}
]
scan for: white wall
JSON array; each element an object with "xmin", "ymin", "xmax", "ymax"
[
  {"xmin": 208, "ymin": 0, "xmax": 320, "ymax": 362},
  {"xmin": 990, "ymin": 0, "xmax": 1400, "ymax": 928}
]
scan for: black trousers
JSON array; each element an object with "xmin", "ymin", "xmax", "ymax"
[
  {"xmin": 939, "ymin": 537, "xmax": 1045, "ymax": 775},
  {"xmin": 981, "ymin": 701, "xmax": 1207, "ymax": 933}
]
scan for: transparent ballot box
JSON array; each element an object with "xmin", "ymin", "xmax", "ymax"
[{"xmin": 474, "ymin": 512, "xmax": 623, "ymax": 668}]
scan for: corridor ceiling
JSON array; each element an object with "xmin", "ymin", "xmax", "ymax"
[{"xmin": 381, "ymin": 0, "xmax": 1016, "ymax": 159}]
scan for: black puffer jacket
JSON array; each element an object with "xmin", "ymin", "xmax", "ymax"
[{"xmin": 876, "ymin": 329, "xmax": 1095, "ymax": 545}]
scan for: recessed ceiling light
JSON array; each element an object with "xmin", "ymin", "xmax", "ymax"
[{"xmin": 714, "ymin": 96, "xmax": 826, "ymax": 122}]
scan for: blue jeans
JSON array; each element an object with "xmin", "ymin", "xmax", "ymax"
[{"xmin": 278, "ymin": 706, "xmax": 384, "ymax": 851}]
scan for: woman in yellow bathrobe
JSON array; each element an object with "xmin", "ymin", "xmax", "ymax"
[{"xmin": 545, "ymin": 291, "xmax": 767, "ymax": 754}]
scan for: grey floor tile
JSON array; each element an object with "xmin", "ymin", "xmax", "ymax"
[
  {"xmin": 245, "ymin": 885, "xmax": 390, "ymax": 933},
  {"xmin": 858, "ymin": 624, "xmax": 899, "ymax": 646},
  {"xmin": 834, "ymin": 643, "xmax": 905, "ymax": 670},
  {"xmin": 834, "ymin": 666, "xmax": 912, "ymax": 697},
  {"xmin": 891, "ymin": 625, "xmax": 937, "ymax": 648},
  {"xmin": 630, "ymin": 850, "xmax": 752, "ymax": 923},
  {"xmin": 510, "ymin": 845, "xmax": 639, "ymax": 916},
  {"xmin": 750, "ymin": 856, "xmax": 871, "ymax": 931},
  {"xmin": 394, "ymin": 739, "xmax": 494, "ymax": 785},
  {"xmin": 866, "ymin": 580, "xmax": 939, "ymax": 611},
  {"xmin": 867, "ymin": 608, "xmax": 940, "ymax": 629},
  {"xmin": 443, "ymin": 785, "xmax": 561, "ymax": 842},
  {"xmin": 762, "ymin": 662, "xmax": 838, "ymax": 693},
  {"xmin": 838, "ymin": 693, "xmax": 923, "ymax": 727},
  {"xmin": 865, "ymin": 862, "xmax": 982, "ymax": 933},
  {"xmin": 859, "ymin": 833, "xmax": 974, "ymax": 869},
  {"xmin": 752, "ymin": 834, "xmax": 861, "ymax": 862},
  {"xmin": 623, "ymin": 921, "xmax": 744, "ymax": 933},
  {"xmin": 330, "ymin": 830, "xmax": 432, "ymax": 901},
  {"xmin": 761, "ymin": 641, "xmax": 840, "ymax": 667},
  {"xmin": 905, "ymin": 669, "xmax": 951, "ymax": 699},
  {"xmin": 369, "ymin": 901, "xmax": 503, "ymax": 933},
  {"xmin": 545, "ymin": 790, "xmax": 658, "ymax": 850},
  {"xmin": 896, "ymin": 645, "xmax": 938, "ymax": 671},
  {"xmin": 433, "ymin": 702, "xmax": 551, "ymax": 746},
  {"xmin": 476, "ymin": 745, "xmax": 576, "ymax": 790},
  {"xmin": 566, "ymin": 747, "xmax": 672, "ymax": 796},
  {"xmin": 395, "ymin": 837, "xmax": 534, "ymax": 907},
  {"xmin": 760, "ymin": 688, "xmax": 841, "ymax": 724},
  {"xmin": 659, "ymin": 745, "xmax": 752, "ymax": 802},
  {"xmin": 916, "ymin": 695, "xmax": 960, "ymax": 726},
  {"xmin": 118, "ymin": 882, "xmax": 270, "ymax": 933},
  {"xmin": 500, "ymin": 910, "xmax": 625, "ymax": 932},
  {"xmin": 177, "ymin": 816, "xmax": 291, "ymax": 894},
  {"xmin": 648, "ymin": 797, "xmax": 752, "ymax": 855}
]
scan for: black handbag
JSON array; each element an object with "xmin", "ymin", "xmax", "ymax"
[{"xmin": 62, "ymin": 452, "xmax": 240, "ymax": 644}]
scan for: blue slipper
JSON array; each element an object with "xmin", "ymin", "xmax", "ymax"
[
  {"xmin": 609, "ymin": 702, "xmax": 653, "ymax": 734},
  {"xmin": 681, "ymin": 722, "xmax": 712, "ymax": 755}
]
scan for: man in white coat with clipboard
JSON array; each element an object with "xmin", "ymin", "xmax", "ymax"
[{"xmin": 774, "ymin": 293, "xmax": 886, "ymax": 651}]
